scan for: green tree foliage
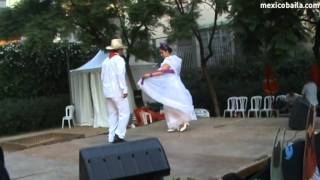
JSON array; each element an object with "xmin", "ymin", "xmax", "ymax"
[
  {"xmin": 229, "ymin": 0, "xmax": 312, "ymax": 62},
  {"xmin": 122, "ymin": 0, "xmax": 167, "ymax": 59},
  {"xmin": 0, "ymin": 0, "xmax": 167, "ymax": 59},
  {"xmin": 0, "ymin": 0, "xmax": 71, "ymax": 53},
  {"xmin": 0, "ymin": 0, "xmax": 117, "ymax": 51},
  {"xmin": 0, "ymin": 95, "xmax": 69, "ymax": 136},
  {"xmin": 166, "ymin": 0, "xmax": 229, "ymax": 116},
  {"xmin": 65, "ymin": 0, "xmax": 118, "ymax": 49},
  {"xmin": 298, "ymin": 1, "xmax": 320, "ymax": 60},
  {"xmin": 0, "ymin": 0, "xmax": 167, "ymax": 93},
  {"xmin": 112, "ymin": 0, "xmax": 167, "ymax": 89},
  {"xmin": 0, "ymin": 43, "xmax": 95, "ymax": 99}
]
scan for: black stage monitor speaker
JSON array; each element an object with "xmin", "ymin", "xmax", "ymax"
[
  {"xmin": 282, "ymin": 139, "xmax": 305, "ymax": 180},
  {"xmin": 315, "ymin": 132, "xmax": 320, "ymax": 168},
  {"xmin": 79, "ymin": 138, "xmax": 170, "ymax": 180},
  {"xmin": 288, "ymin": 97, "xmax": 310, "ymax": 130}
]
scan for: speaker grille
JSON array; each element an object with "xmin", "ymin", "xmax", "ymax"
[{"xmin": 80, "ymin": 138, "xmax": 170, "ymax": 180}]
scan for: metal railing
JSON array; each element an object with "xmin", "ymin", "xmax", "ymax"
[{"xmin": 151, "ymin": 29, "xmax": 236, "ymax": 69}]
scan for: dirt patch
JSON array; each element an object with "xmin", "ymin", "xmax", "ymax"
[{"xmin": 0, "ymin": 133, "xmax": 84, "ymax": 152}]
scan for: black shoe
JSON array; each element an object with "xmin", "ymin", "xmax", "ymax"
[{"xmin": 114, "ymin": 134, "xmax": 126, "ymax": 143}]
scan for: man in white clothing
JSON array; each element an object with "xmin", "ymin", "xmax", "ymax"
[
  {"xmin": 301, "ymin": 78, "xmax": 318, "ymax": 106},
  {"xmin": 101, "ymin": 39, "xmax": 130, "ymax": 143}
]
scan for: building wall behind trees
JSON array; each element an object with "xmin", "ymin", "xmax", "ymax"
[{"xmin": 0, "ymin": 0, "xmax": 5, "ymax": 8}]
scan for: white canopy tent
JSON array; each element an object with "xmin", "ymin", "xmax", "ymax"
[{"xmin": 70, "ymin": 50, "xmax": 157, "ymax": 128}]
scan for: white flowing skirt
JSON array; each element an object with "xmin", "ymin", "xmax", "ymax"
[{"xmin": 138, "ymin": 74, "xmax": 197, "ymax": 129}]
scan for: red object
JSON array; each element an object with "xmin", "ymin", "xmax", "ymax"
[
  {"xmin": 263, "ymin": 65, "xmax": 279, "ymax": 95},
  {"xmin": 109, "ymin": 51, "xmax": 118, "ymax": 59},
  {"xmin": 303, "ymin": 108, "xmax": 318, "ymax": 179},
  {"xmin": 134, "ymin": 108, "xmax": 165, "ymax": 127},
  {"xmin": 311, "ymin": 64, "xmax": 320, "ymax": 87},
  {"xmin": 303, "ymin": 139, "xmax": 317, "ymax": 179}
]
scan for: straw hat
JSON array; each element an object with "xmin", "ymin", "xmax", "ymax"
[{"xmin": 106, "ymin": 39, "xmax": 127, "ymax": 50}]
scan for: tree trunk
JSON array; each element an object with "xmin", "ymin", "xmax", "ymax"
[
  {"xmin": 201, "ymin": 65, "xmax": 221, "ymax": 117},
  {"xmin": 124, "ymin": 58, "xmax": 137, "ymax": 91},
  {"xmin": 123, "ymin": 56, "xmax": 142, "ymax": 108},
  {"xmin": 66, "ymin": 45, "xmax": 72, "ymax": 104},
  {"xmin": 194, "ymin": 31, "xmax": 221, "ymax": 117},
  {"xmin": 313, "ymin": 20, "xmax": 320, "ymax": 61}
]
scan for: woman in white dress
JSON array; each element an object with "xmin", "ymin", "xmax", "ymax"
[{"xmin": 138, "ymin": 43, "xmax": 197, "ymax": 132}]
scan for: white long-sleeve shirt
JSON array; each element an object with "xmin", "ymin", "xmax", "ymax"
[
  {"xmin": 101, "ymin": 54, "xmax": 128, "ymax": 98},
  {"xmin": 301, "ymin": 81, "xmax": 318, "ymax": 106}
]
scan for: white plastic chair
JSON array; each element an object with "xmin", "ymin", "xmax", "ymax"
[
  {"xmin": 223, "ymin": 97, "xmax": 237, "ymax": 117},
  {"xmin": 128, "ymin": 113, "xmax": 136, "ymax": 129},
  {"xmin": 275, "ymin": 95, "xmax": 287, "ymax": 116},
  {"xmin": 276, "ymin": 95, "xmax": 286, "ymax": 102},
  {"xmin": 235, "ymin": 96, "xmax": 248, "ymax": 118},
  {"xmin": 194, "ymin": 108, "xmax": 210, "ymax": 118},
  {"xmin": 62, "ymin": 105, "xmax": 75, "ymax": 128},
  {"xmin": 259, "ymin": 96, "xmax": 275, "ymax": 117},
  {"xmin": 140, "ymin": 111, "xmax": 153, "ymax": 125},
  {"xmin": 247, "ymin": 96, "xmax": 262, "ymax": 117}
]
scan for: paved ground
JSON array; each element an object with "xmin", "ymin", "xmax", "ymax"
[
  {"xmin": 2, "ymin": 117, "xmax": 304, "ymax": 180},
  {"xmin": 0, "ymin": 126, "xmax": 106, "ymax": 143}
]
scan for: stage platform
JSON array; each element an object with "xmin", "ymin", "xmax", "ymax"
[{"xmin": 3, "ymin": 117, "xmax": 304, "ymax": 179}]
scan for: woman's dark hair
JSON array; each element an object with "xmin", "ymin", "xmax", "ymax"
[{"xmin": 159, "ymin": 42, "xmax": 172, "ymax": 53}]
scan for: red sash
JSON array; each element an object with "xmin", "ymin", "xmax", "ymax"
[{"xmin": 109, "ymin": 52, "xmax": 118, "ymax": 59}]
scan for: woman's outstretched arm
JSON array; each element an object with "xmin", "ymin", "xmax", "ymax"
[{"xmin": 142, "ymin": 64, "xmax": 170, "ymax": 79}]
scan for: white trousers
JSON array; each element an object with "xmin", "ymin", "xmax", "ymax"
[
  {"xmin": 164, "ymin": 105, "xmax": 189, "ymax": 129},
  {"xmin": 105, "ymin": 97, "xmax": 130, "ymax": 142}
]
